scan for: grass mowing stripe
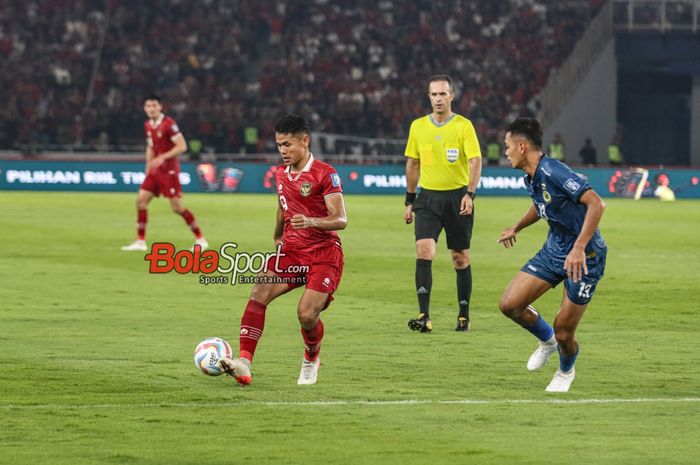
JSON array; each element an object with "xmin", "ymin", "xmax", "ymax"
[{"xmin": 2, "ymin": 397, "xmax": 699, "ymax": 410}]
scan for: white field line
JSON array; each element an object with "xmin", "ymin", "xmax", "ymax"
[{"xmin": 1, "ymin": 397, "xmax": 699, "ymax": 411}]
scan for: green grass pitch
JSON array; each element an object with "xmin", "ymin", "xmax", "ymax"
[{"xmin": 1, "ymin": 192, "xmax": 699, "ymax": 465}]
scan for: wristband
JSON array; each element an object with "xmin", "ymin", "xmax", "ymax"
[
  {"xmin": 405, "ymin": 192, "xmax": 417, "ymax": 206},
  {"xmin": 466, "ymin": 190, "xmax": 476, "ymax": 200}
]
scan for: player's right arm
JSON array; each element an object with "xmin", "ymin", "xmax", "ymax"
[
  {"xmin": 145, "ymin": 144, "xmax": 154, "ymax": 174},
  {"xmin": 273, "ymin": 204, "xmax": 284, "ymax": 247},
  {"xmin": 497, "ymin": 205, "xmax": 540, "ymax": 248},
  {"xmin": 290, "ymin": 193, "xmax": 347, "ymax": 231},
  {"xmin": 404, "ymin": 121, "xmax": 420, "ymax": 224}
]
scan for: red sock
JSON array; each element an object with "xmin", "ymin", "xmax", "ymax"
[
  {"xmin": 239, "ymin": 299, "xmax": 266, "ymax": 362},
  {"xmin": 137, "ymin": 209, "xmax": 147, "ymax": 241},
  {"xmin": 180, "ymin": 209, "xmax": 203, "ymax": 239},
  {"xmin": 301, "ymin": 319, "xmax": 324, "ymax": 362}
]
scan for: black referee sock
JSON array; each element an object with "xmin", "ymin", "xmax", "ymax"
[
  {"xmin": 415, "ymin": 259, "xmax": 432, "ymax": 317},
  {"xmin": 456, "ymin": 266, "xmax": 472, "ymax": 320}
]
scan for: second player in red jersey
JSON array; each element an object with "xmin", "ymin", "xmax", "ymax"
[
  {"xmin": 121, "ymin": 94, "xmax": 207, "ymax": 252},
  {"xmin": 220, "ymin": 115, "xmax": 347, "ymax": 386}
]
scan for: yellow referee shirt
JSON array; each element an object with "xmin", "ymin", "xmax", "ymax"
[{"xmin": 405, "ymin": 114, "xmax": 482, "ymax": 191}]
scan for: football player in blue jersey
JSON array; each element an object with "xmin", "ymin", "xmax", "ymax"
[{"xmin": 497, "ymin": 118, "xmax": 607, "ymax": 393}]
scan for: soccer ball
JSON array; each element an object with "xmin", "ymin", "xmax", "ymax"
[{"xmin": 194, "ymin": 337, "xmax": 232, "ymax": 376}]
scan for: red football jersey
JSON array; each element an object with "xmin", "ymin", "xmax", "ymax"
[
  {"xmin": 275, "ymin": 155, "xmax": 343, "ymax": 251},
  {"xmin": 145, "ymin": 114, "xmax": 182, "ymax": 172}
]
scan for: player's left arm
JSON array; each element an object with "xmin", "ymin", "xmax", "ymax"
[
  {"xmin": 273, "ymin": 204, "xmax": 284, "ymax": 246},
  {"xmin": 290, "ymin": 193, "xmax": 347, "ymax": 231},
  {"xmin": 161, "ymin": 133, "xmax": 187, "ymax": 160},
  {"xmin": 564, "ymin": 189, "xmax": 606, "ymax": 282},
  {"xmin": 150, "ymin": 133, "xmax": 187, "ymax": 168},
  {"xmin": 459, "ymin": 122, "xmax": 482, "ymax": 215},
  {"xmin": 460, "ymin": 156, "xmax": 482, "ymax": 215}
]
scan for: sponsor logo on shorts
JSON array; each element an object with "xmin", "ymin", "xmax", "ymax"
[{"xmin": 527, "ymin": 264, "xmax": 538, "ymax": 272}]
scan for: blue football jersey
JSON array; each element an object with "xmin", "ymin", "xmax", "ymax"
[{"xmin": 524, "ymin": 155, "xmax": 606, "ymax": 256}]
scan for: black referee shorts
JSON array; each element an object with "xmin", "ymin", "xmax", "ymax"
[{"xmin": 413, "ymin": 187, "xmax": 473, "ymax": 250}]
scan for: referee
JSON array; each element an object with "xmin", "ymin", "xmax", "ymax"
[{"xmin": 404, "ymin": 74, "xmax": 483, "ymax": 333}]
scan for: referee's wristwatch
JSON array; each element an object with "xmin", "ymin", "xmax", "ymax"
[{"xmin": 466, "ymin": 190, "xmax": 476, "ymax": 200}]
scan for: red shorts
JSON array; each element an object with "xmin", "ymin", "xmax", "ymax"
[
  {"xmin": 141, "ymin": 169, "xmax": 182, "ymax": 198},
  {"xmin": 266, "ymin": 245, "xmax": 344, "ymax": 309}
]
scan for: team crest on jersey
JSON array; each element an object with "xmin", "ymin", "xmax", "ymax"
[
  {"xmin": 300, "ymin": 182, "xmax": 312, "ymax": 197},
  {"xmin": 446, "ymin": 148, "xmax": 459, "ymax": 163},
  {"xmin": 541, "ymin": 183, "xmax": 552, "ymax": 203}
]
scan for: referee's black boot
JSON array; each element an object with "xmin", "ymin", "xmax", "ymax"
[
  {"xmin": 408, "ymin": 313, "xmax": 432, "ymax": 333},
  {"xmin": 455, "ymin": 317, "xmax": 471, "ymax": 332}
]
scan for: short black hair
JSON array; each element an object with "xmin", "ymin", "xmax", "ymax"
[
  {"xmin": 507, "ymin": 118, "xmax": 543, "ymax": 149},
  {"xmin": 428, "ymin": 74, "xmax": 453, "ymax": 91},
  {"xmin": 274, "ymin": 114, "xmax": 310, "ymax": 135},
  {"xmin": 143, "ymin": 94, "xmax": 161, "ymax": 104}
]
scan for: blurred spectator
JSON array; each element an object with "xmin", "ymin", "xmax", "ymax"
[
  {"xmin": 579, "ymin": 138, "xmax": 597, "ymax": 165},
  {"xmin": 188, "ymin": 138, "xmax": 203, "ymax": 160},
  {"xmin": 548, "ymin": 133, "xmax": 565, "ymax": 162},
  {"xmin": 608, "ymin": 135, "xmax": 623, "ymax": 166},
  {"xmin": 485, "ymin": 135, "xmax": 501, "ymax": 166},
  {"xmin": 244, "ymin": 125, "xmax": 259, "ymax": 154}
]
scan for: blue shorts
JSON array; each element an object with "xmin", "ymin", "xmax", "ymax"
[{"xmin": 521, "ymin": 246, "xmax": 607, "ymax": 305}]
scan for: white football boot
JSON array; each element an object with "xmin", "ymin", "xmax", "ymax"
[
  {"xmin": 297, "ymin": 358, "xmax": 320, "ymax": 385},
  {"xmin": 527, "ymin": 337, "xmax": 558, "ymax": 371},
  {"xmin": 219, "ymin": 357, "xmax": 252, "ymax": 386},
  {"xmin": 545, "ymin": 368, "xmax": 576, "ymax": 393},
  {"xmin": 121, "ymin": 240, "xmax": 147, "ymax": 251}
]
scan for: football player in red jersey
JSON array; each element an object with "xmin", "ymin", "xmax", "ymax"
[
  {"xmin": 220, "ymin": 115, "xmax": 347, "ymax": 385},
  {"xmin": 121, "ymin": 95, "xmax": 207, "ymax": 251}
]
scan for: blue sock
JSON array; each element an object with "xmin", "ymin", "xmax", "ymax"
[
  {"xmin": 558, "ymin": 345, "xmax": 579, "ymax": 372},
  {"xmin": 522, "ymin": 313, "xmax": 554, "ymax": 342}
]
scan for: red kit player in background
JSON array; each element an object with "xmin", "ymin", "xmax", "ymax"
[
  {"xmin": 121, "ymin": 95, "xmax": 208, "ymax": 251},
  {"xmin": 220, "ymin": 115, "xmax": 347, "ymax": 385}
]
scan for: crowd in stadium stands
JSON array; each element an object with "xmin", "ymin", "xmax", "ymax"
[{"xmin": 0, "ymin": 0, "xmax": 602, "ymax": 154}]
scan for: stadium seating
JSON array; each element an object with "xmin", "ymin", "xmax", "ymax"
[{"xmin": 0, "ymin": 0, "xmax": 601, "ymax": 154}]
